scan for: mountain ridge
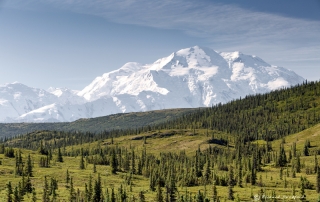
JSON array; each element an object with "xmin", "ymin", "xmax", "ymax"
[{"xmin": 0, "ymin": 46, "xmax": 304, "ymax": 122}]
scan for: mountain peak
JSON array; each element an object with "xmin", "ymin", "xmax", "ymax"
[
  {"xmin": 0, "ymin": 46, "xmax": 305, "ymax": 122},
  {"xmin": 148, "ymin": 46, "xmax": 229, "ymax": 72},
  {"xmin": 1, "ymin": 82, "xmax": 25, "ymax": 88}
]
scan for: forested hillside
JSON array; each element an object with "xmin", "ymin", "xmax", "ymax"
[
  {"xmin": 1, "ymin": 80, "xmax": 320, "ymax": 201},
  {"xmin": 159, "ymin": 80, "xmax": 320, "ymax": 142},
  {"xmin": 0, "ymin": 108, "xmax": 197, "ymax": 138}
]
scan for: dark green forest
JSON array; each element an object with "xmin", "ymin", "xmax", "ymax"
[{"xmin": 0, "ymin": 108, "xmax": 197, "ymax": 138}]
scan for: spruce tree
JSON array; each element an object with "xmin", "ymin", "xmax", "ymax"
[
  {"xmin": 168, "ymin": 172, "xmax": 177, "ymax": 202},
  {"xmin": 93, "ymin": 163, "xmax": 97, "ymax": 173},
  {"xmin": 118, "ymin": 184, "xmax": 127, "ymax": 202},
  {"xmin": 32, "ymin": 187, "xmax": 37, "ymax": 202},
  {"xmin": 292, "ymin": 185, "xmax": 296, "ymax": 198},
  {"xmin": 212, "ymin": 181, "xmax": 218, "ymax": 202},
  {"xmin": 204, "ymin": 159, "xmax": 211, "ymax": 184},
  {"xmin": 50, "ymin": 177, "xmax": 58, "ymax": 200},
  {"xmin": 25, "ymin": 154, "xmax": 33, "ymax": 177},
  {"xmin": 315, "ymin": 154, "xmax": 319, "ymax": 173},
  {"xmin": 111, "ymin": 188, "xmax": 116, "ymax": 202},
  {"xmin": 296, "ymin": 155, "xmax": 301, "ymax": 173},
  {"xmin": 7, "ymin": 181, "xmax": 13, "ymax": 202},
  {"xmin": 227, "ymin": 185, "xmax": 234, "ymax": 201},
  {"xmin": 13, "ymin": 186, "xmax": 20, "ymax": 202},
  {"xmin": 25, "ymin": 175, "xmax": 33, "ymax": 193},
  {"xmin": 277, "ymin": 144, "xmax": 287, "ymax": 167},
  {"xmin": 88, "ymin": 174, "xmax": 93, "ymax": 201},
  {"xmin": 69, "ymin": 177, "xmax": 76, "ymax": 202},
  {"xmin": 66, "ymin": 169, "xmax": 70, "ymax": 187},
  {"xmin": 303, "ymin": 143, "xmax": 309, "ymax": 156},
  {"xmin": 317, "ymin": 166, "xmax": 320, "ymax": 193},
  {"xmin": 131, "ymin": 149, "xmax": 136, "ymax": 174},
  {"xmin": 143, "ymin": 136, "xmax": 147, "ymax": 144},
  {"xmin": 237, "ymin": 162, "xmax": 242, "ymax": 187},
  {"xmin": 251, "ymin": 166, "xmax": 256, "ymax": 185},
  {"xmin": 292, "ymin": 142, "xmax": 297, "ymax": 157},
  {"xmin": 79, "ymin": 148, "xmax": 85, "ymax": 170},
  {"xmin": 149, "ymin": 172, "xmax": 156, "ymax": 191},
  {"xmin": 42, "ymin": 176, "xmax": 50, "ymax": 202},
  {"xmin": 20, "ymin": 176, "xmax": 25, "ymax": 197},
  {"xmin": 300, "ymin": 176, "xmax": 306, "ymax": 201},
  {"xmin": 85, "ymin": 183, "xmax": 89, "ymax": 201},
  {"xmin": 156, "ymin": 181, "xmax": 164, "ymax": 202},
  {"xmin": 139, "ymin": 191, "xmax": 146, "ymax": 202},
  {"xmin": 56, "ymin": 147, "xmax": 63, "ymax": 163},
  {"xmin": 15, "ymin": 150, "xmax": 23, "ymax": 176},
  {"xmin": 196, "ymin": 190, "xmax": 204, "ymax": 202},
  {"xmin": 93, "ymin": 174, "xmax": 103, "ymax": 202},
  {"xmin": 228, "ymin": 166, "xmax": 235, "ymax": 187},
  {"xmin": 111, "ymin": 150, "xmax": 117, "ymax": 174}
]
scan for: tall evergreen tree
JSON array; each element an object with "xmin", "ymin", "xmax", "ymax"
[
  {"xmin": 111, "ymin": 150, "xmax": 117, "ymax": 174},
  {"xmin": 79, "ymin": 148, "xmax": 85, "ymax": 170},
  {"xmin": 204, "ymin": 159, "xmax": 211, "ymax": 184},
  {"xmin": 111, "ymin": 188, "xmax": 116, "ymax": 202},
  {"xmin": 118, "ymin": 184, "xmax": 127, "ymax": 202},
  {"xmin": 228, "ymin": 166, "xmax": 235, "ymax": 187},
  {"xmin": 66, "ymin": 169, "xmax": 70, "ymax": 187},
  {"xmin": 7, "ymin": 181, "xmax": 13, "ymax": 202},
  {"xmin": 56, "ymin": 147, "xmax": 63, "ymax": 163},
  {"xmin": 131, "ymin": 149, "xmax": 136, "ymax": 174},
  {"xmin": 13, "ymin": 186, "xmax": 20, "ymax": 202},
  {"xmin": 156, "ymin": 181, "xmax": 164, "ymax": 202},
  {"xmin": 32, "ymin": 187, "xmax": 37, "ymax": 202},
  {"xmin": 139, "ymin": 191, "xmax": 146, "ymax": 202},
  {"xmin": 42, "ymin": 176, "xmax": 50, "ymax": 202},
  {"xmin": 212, "ymin": 181, "xmax": 218, "ymax": 202},
  {"xmin": 315, "ymin": 154, "xmax": 319, "ymax": 174},
  {"xmin": 277, "ymin": 144, "xmax": 287, "ymax": 167},
  {"xmin": 292, "ymin": 142, "xmax": 297, "ymax": 157},
  {"xmin": 88, "ymin": 175, "xmax": 93, "ymax": 201},
  {"xmin": 303, "ymin": 142, "xmax": 309, "ymax": 156},
  {"xmin": 15, "ymin": 150, "xmax": 23, "ymax": 176},
  {"xmin": 227, "ymin": 185, "xmax": 234, "ymax": 201},
  {"xmin": 196, "ymin": 190, "xmax": 205, "ymax": 202},
  {"xmin": 237, "ymin": 163, "xmax": 243, "ymax": 187},
  {"xmin": 69, "ymin": 177, "xmax": 76, "ymax": 202},
  {"xmin": 296, "ymin": 155, "xmax": 301, "ymax": 173},
  {"xmin": 93, "ymin": 163, "xmax": 97, "ymax": 173},
  {"xmin": 300, "ymin": 176, "xmax": 306, "ymax": 201},
  {"xmin": 25, "ymin": 154, "xmax": 33, "ymax": 177},
  {"xmin": 93, "ymin": 174, "xmax": 103, "ymax": 202},
  {"xmin": 24, "ymin": 176, "xmax": 33, "ymax": 194},
  {"xmin": 317, "ymin": 166, "xmax": 320, "ymax": 193},
  {"xmin": 168, "ymin": 172, "xmax": 177, "ymax": 202},
  {"xmin": 50, "ymin": 177, "xmax": 58, "ymax": 200},
  {"xmin": 251, "ymin": 166, "xmax": 256, "ymax": 185}
]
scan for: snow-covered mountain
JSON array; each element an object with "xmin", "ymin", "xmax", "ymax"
[{"xmin": 0, "ymin": 46, "xmax": 304, "ymax": 122}]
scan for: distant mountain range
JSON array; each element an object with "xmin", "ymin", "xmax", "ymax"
[{"xmin": 0, "ymin": 46, "xmax": 304, "ymax": 122}]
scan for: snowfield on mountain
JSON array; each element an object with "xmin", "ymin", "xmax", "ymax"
[{"xmin": 0, "ymin": 46, "xmax": 304, "ymax": 122}]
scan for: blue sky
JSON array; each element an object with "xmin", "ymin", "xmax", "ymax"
[{"xmin": 0, "ymin": 0, "xmax": 319, "ymax": 90}]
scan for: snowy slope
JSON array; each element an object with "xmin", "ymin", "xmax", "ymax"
[
  {"xmin": 0, "ymin": 82, "xmax": 58, "ymax": 121},
  {"xmin": 0, "ymin": 46, "xmax": 304, "ymax": 122},
  {"xmin": 79, "ymin": 46, "xmax": 304, "ymax": 108}
]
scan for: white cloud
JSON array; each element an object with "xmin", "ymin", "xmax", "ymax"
[
  {"xmin": 5, "ymin": 0, "xmax": 320, "ymax": 80},
  {"xmin": 13, "ymin": 0, "xmax": 316, "ymax": 46}
]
